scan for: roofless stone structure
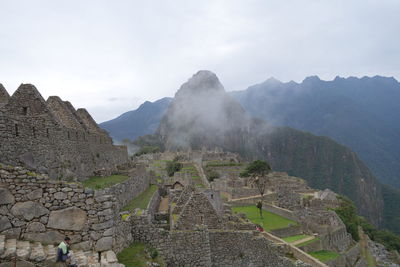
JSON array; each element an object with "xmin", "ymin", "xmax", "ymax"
[{"xmin": 0, "ymin": 83, "xmax": 128, "ymax": 179}]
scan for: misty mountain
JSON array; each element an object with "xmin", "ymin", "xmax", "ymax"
[
  {"xmin": 100, "ymin": 72, "xmax": 400, "ymax": 233},
  {"xmin": 101, "ymin": 75, "xmax": 400, "ymax": 190},
  {"xmin": 137, "ymin": 70, "xmax": 384, "ymax": 228},
  {"xmin": 100, "ymin": 97, "xmax": 171, "ymax": 141},
  {"xmin": 231, "ymin": 75, "xmax": 400, "ymax": 188}
]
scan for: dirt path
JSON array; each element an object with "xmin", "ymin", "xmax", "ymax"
[
  {"xmin": 228, "ymin": 192, "xmax": 274, "ymax": 202},
  {"xmin": 158, "ymin": 197, "xmax": 169, "ymax": 212}
]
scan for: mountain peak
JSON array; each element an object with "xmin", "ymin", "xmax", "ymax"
[
  {"xmin": 303, "ymin": 75, "xmax": 321, "ymax": 83},
  {"xmin": 176, "ymin": 70, "xmax": 224, "ymax": 97},
  {"xmin": 263, "ymin": 77, "xmax": 282, "ymax": 85}
]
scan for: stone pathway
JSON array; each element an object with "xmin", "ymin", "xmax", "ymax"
[
  {"xmin": 0, "ymin": 235, "xmax": 124, "ymax": 267},
  {"xmin": 158, "ymin": 197, "xmax": 169, "ymax": 212}
]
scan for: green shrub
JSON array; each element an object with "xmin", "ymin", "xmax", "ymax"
[
  {"xmin": 335, "ymin": 195, "xmax": 400, "ymax": 251},
  {"xmin": 205, "ymin": 169, "xmax": 220, "ymax": 182},
  {"xmin": 166, "ymin": 161, "xmax": 182, "ymax": 177}
]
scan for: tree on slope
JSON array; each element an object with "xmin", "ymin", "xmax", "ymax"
[{"xmin": 241, "ymin": 160, "xmax": 272, "ymax": 218}]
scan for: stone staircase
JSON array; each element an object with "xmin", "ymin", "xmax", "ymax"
[{"xmin": 0, "ymin": 235, "xmax": 124, "ymax": 267}]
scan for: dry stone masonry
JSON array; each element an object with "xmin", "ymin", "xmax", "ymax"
[{"xmin": 0, "ymin": 83, "xmax": 128, "ymax": 179}]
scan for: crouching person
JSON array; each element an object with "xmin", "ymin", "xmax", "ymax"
[{"xmin": 57, "ymin": 236, "xmax": 78, "ymax": 267}]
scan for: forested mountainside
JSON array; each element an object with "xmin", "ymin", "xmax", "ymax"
[{"xmin": 231, "ymin": 75, "xmax": 400, "ymax": 189}]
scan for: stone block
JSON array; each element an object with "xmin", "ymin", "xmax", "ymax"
[
  {"xmin": 27, "ymin": 188, "xmax": 43, "ymax": 200},
  {"xmin": 71, "ymin": 241, "xmax": 91, "ymax": 251},
  {"xmin": 53, "ymin": 192, "xmax": 67, "ymax": 200},
  {"xmin": 11, "ymin": 201, "xmax": 49, "ymax": 221},
  {"xmin": 24, "ymin": 231, "xmax": 64, "ymax": 245},
  {"xmin": 0, "ymin": 216, "xmax": 11, "ymax": 232},
  {"xmin": 26, "ymin": 222, "xmax": 46, "ymax": 233},
  {"xmin": 91, "ymin": 219, "xmax": 114, "ymax": 231},
  {"xmin": 95, "ymin": 236, "xmax": 113, "ymax": 251},
  {"xmin": 1, "ymin": 228, "xmax": 21, "ymax": 239},
  {"xmin": 0, "ymin": 188, "xmax": 15, "ymax": 205},
  {"xmin": 47, "ymin": 207, "xmax": 87, "ymax": 231}
]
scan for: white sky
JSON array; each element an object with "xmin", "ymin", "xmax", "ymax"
[{"xmin": 1, "ymin": 0, "xmax": 399, "ymax": 122}]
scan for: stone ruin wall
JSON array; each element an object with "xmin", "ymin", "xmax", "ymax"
[
  {"xmin": 127, "ymin": 214, "xmax": 298, "ymax": 267},
  {"xmin": 0, "ymin": 163, "xmax": 150, "ymax": 252},
  {"xmin": 0, "ymin": 84, "xmax": 128, "ymax": 180}
]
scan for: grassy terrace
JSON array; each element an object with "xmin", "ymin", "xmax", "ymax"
[
  {"xmin": 282, "ymin": 234, "xmax": 311, "ymax": 243},
  {"xmin": 82, "ymin": 175, "xmax": 130, "ymax": 190},
  {"xmin": 176, "ymin": 164, "xmax": 204, "ymax": 188},
  {"xmin": 308, "ymin": 250, "xmax": 340, "ymax": 262},
  {"xmin": 296, "ymin": 237, "xmax": 320, "ymax": 247},
  {"xmin": 117, "ymin": 242, "xmax": 165, "ymax": 267},
  {"xmin": 205, "ymin": 161, "xmax": 244, "ymax": 167},
  {"xmin": 122, "ymin": 185, "xmax": 158, "ymax": 212},
  {"xmin": 232, "ymin": 205, "xmax": 298, "ymax": 231}
]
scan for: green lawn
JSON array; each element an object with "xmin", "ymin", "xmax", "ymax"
[
  {"xmin": 282, "ymin": 234, "xmax": 311, "ymax": 243},
  {"xmin": 117, "ymin": 242, "xmax": 165, "ymax": 267},
  {"xmin": 232, "ymin": 205, "xmax": 298, "ymax": 231},
  {"xmin": 82, "ymin": 175, "xmax": 130, "ymax": 190},
  {"xmin": 296, "ymin": 237, "xmax": 320, "ymax": 247},
  {"xmin": 308, "ymin": 250, "xmax": 340, "ymax": 262},
  {"xmin": 122, "ymin": 185, "xmax": 158, "ymax": 211}
]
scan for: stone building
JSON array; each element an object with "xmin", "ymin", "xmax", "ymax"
[{"xmin": 0, "ymin": 83, "xmax": 127, "ymax": 179}]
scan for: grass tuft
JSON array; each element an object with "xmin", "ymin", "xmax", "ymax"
[
  {"xmin": 82, "ymin": 175, "xmax": 130, "ymax": 190},
  {"xmin": 117, "ymin": 242, "xmax": 165, "ymax": 267}
]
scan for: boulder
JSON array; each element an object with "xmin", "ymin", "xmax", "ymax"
[
  {"xmin": 23, "ymin": 231, "xmax": 64, "ymax": 245},
  {"xmin": 11, "ymin": 201, "xmax": 49, "ymax": 221},
  {"xmin": 95, "ymin": 237, "xmax": 113, "ymax": 251},
  {"xmin": 0, "ymin": 188, "xmax": 14, "ymax": 205},
  {"xmin": 0, "ymin": 216, "xmax": 11, "ymax": 232},
  {"xmin": 47, "ymin": 207, "xmax": 87, "ymax": 231}
]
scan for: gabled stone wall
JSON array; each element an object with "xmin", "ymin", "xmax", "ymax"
[{"xmin": 0, "ymin": 84, "xmax": 128, "ymax": 179}]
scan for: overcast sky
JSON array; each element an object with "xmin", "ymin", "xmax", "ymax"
[{"xmin": 1, "ymin": 0, "xmax": 399, "ymax": 122}]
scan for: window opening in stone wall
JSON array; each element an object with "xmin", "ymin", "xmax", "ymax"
[
  {"xmin": 22, "ymin": 107, "xmax": 28, "ymax": 115},
  {"xmin": 67, "ymin": 131, "xmax": 70, "ymax": 140},
  {"xmin": 15, "ymin": 124, "xmax": 19, "ymax": 136},
  {"xmin": 46, "ymin": 128, "xmax": 50, "ymax": 138},
  {"xmin": 76, "ymin": 131, "xmax": 78, "ymax": 140},
  {"xmin": 32, "ymin": 127, "xmax": 36, "ymax": 138}
]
